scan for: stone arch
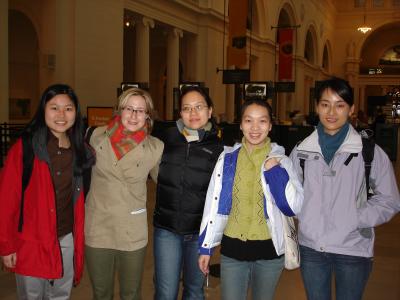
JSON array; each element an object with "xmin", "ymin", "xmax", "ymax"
[
  {"xmin": 252, "ymin": 0, "xmax": 268, "ymax": 36},
  {"xmin": 304, "ymin": 24, "xmax": 318, "ymax": 65},
  {"xmin": 8, "ymin": 9, "xmax": 40, "ymax": 121},
  {"xmin": 275, "ymin": 1, "xmax": 297, "ymax": 29},
  {"xmin": 247, "ymin": 0, "xmax": 261, "ymax": 35},
  {"xmin": 274, "ymin": 1, "xmax": 298, "ymax": 123},
  {"xmin": 358, "ymin": 21, "xmax": 400, "ymax": 75},
  {"xmin": 9, "ymin": 4, "xmax": 42, "ymax": 49},
  {"xmin": 356, "ymin": 20, "xmax": 400, "ymax": 60},
  {"xmin": 322, "ymin": 40, "xmax": 332, "ymax": 72}
]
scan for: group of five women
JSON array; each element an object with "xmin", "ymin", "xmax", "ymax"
[{"xmin": 0, "ymin": 77, "xmax": 399, "ymax": 300}]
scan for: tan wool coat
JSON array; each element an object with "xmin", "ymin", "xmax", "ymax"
[{"xmin": 85, "ymin": 126, "xmax": 164, "ymax": 251}]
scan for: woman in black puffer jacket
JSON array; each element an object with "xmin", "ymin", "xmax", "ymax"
[{"xmin": 153, "ymin": 86, "xmax": 223, "ymax": 300}]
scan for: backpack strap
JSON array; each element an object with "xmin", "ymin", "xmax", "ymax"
[
  {"xmin": 19, "ymin": 135, "xmax": 34, "ymax": 232},
  {"xmin": 294, "ymin": 140, "xmax": 306, "ymax": 183},
  {"xmin": 361, "ymin": 137, "xmax": 375, "ymax": 199},
  {"xmin": 344, "ymin": 153, "xmax": 358, "ymax": 166}
]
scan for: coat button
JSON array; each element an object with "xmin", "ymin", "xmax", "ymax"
[{"xmin": 214, "ymin": 197, "xmax": 218, "ymax": 200}]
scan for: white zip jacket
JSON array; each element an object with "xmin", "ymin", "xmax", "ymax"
[
  {"xmin": 198, "ymin": 143, "xmax": 304, "ymax": 256},
  {"xmin": 290, "ymin": 125, "xmax": 400, "ymax": 257}
]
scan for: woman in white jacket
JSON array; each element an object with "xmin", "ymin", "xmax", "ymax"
[{"xmin": 198, "ymin": 99, "xmax": 303, "ymax": 300}]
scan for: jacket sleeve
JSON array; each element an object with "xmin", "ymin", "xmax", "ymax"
[
  {"xmin": 289, "ymin": 147, "xmax": 303, "ymax": 182},
  {"xmin": 263, "ymin": 155, "xmax": 304, "ymax": 216},
  {"xmin": 149, "ymin": 140, "xmax": 164, "ymax": 183},
  {"xmin": 0, "ymin": 140, "xmax": 23, "ymax": 256},
  {"xmin": 198, "ymin": 152, "xmax": 225, "ymax": 256},
  {"xmin": 357, "ymin": 146, "xmax": 400, "ymax": 228}
]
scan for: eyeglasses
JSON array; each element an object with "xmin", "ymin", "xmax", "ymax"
[
  {"xmin": 181, "ymin": 105, "xmax": 208, "ymax": 113},
  {"xmin": 122, "ymin": 106, "xmax": 147, "ymax": 117}
]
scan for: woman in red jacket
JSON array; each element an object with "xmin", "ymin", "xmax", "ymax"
[{"xmin": 0, "ymin": 84, "xmax": 94, "ymax": 299}]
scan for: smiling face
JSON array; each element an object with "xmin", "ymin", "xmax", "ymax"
[
  {"xmin": 45, "ymin": 94, "xmax": 76, "ymax": 139},
  {"xmin": 316, "ymin": 88, "xmax": 354, "ymax": 135},
  {"xmin": 180, "ymin": 91, "xmax": 212, "ymax": 130},
  {"xmin": 240, "ymin": 103, "xmax": 272, "ymax": 151},
  {"xmin": 120, "ymin": 95, "xmax": 148, "ymax": 132}
]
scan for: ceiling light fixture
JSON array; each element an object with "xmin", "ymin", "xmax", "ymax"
[{"xmin": 357, "ymin": 8, "xmax": 372, "ymax": 34}]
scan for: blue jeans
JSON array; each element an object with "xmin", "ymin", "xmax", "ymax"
[
  {"xmin": 300, "ymin": 245, "xmax": 373, "ymax": 300},
  {"xmin": 220, "ymin": 254, "xmax": 284, "ymax": 300},
  {"xmin": 153, "ymin": 227, "xmax": 205, "ymax": 300}
]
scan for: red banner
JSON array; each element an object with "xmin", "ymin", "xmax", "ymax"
[
  {"xmin": 227, "ymin": 0, "xmax": 248, "ymax": 67},
  {"xmin": 278, "ymin": 28, "xmax": 294, "ymax": 80}
]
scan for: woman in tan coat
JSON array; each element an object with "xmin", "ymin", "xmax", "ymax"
[{"xmin": 85, "ymin": 88, "xmax": 164, "ymax": 300}]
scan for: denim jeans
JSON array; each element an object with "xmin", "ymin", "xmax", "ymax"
[
  {"xmin": 220, "ymin": 254, "xmax": 284, "ymax": 300},
  {"xmin": 153, "ymin": 227, "xmax": 205, "ymax": 300},
  {"xmin": 300, "ymin": 245, "xmax": 373, "ymax": 300}
]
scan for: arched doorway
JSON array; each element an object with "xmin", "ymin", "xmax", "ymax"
[
  {"xmin": 275, "ymin": 4, "xmax": 297, "ymax": 122},
  {"xmin": 9, "ymin": 9, "xmax": 39, "ymax": 122},
  {"xmin": 358, "ymin": 21, "xmax": 400, "ymax": 122}
]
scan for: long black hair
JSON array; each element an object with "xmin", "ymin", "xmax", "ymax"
[{"xmin": 22, "ymin": 84, "xmax": 92, "ymax": 175}]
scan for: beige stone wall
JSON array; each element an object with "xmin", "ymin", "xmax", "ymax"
[
  {"xmin": 74, "ymin": 0, "xmax": 124, "ymax": 110},
  {"xmin": 3, "ymin": 0, "xmax": 399, "ymax": 123}
]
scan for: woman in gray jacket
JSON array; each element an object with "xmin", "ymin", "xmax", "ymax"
[{"xmin": 290, "ymin": 77, "xmax": 400, "ymax": 300}]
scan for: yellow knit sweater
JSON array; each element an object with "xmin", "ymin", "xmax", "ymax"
[{"xmin": 224, "ymin": 138, "xmax": 272, "ymax": 241}]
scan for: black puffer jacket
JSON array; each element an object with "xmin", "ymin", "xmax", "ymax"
[{"xmin": 154, "ymin": 125, "xmax": 224, "ymax": 234}]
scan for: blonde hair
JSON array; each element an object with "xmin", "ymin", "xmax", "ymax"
[{"xmin": 117, "ymin": 87, "xmax": 155, "ymax": 132}]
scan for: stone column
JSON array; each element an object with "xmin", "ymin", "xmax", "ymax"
[
  {"xmin": 55, "ymin": 0, "xmax": 74, "ymax": 86},
  {"xmin": 135, "ymin": 17, "xmax": 154, "ymax": 84},
  {"xmin": 0, "ymin": 0, "xmax": 9, "ymax": 122},
  {"xmin": 166, "ymin": 28, "xmax": 182, "ymax": 120}
]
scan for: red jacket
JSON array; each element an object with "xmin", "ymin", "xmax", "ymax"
[{"xmin": 0, "ymin": 138, "xmax": 85, "ymax": 285}]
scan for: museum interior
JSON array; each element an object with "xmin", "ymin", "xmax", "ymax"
[{"xmin": 0, "ymin": 0, "xmax": 399, "ymax": 299}]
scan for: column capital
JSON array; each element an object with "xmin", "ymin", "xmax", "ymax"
[
  {"xmin": 142, "ymin": 17, "xmax": 155, "ymax": 29},
  {"xmin": 172, "ymin": 28, "xmax": 183, "ymax": 38}
]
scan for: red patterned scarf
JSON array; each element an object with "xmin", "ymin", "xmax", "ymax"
[{"xmin": 107, "ymin": 116, "xmax": 147, "ymax": 160}]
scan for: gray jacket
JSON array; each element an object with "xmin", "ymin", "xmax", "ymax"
[{"xmin": 290, "ymin": 125, "xmax": 400, "ymax": 257}]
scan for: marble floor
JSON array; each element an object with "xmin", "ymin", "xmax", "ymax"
[{"xmin": 1, "ymin": 143, "xmax": 400, "ymax": 299}]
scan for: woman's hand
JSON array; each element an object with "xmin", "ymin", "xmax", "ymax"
[
  {"xmin": 198, "ymin": 255, "xmax": 211, "ymax": 276},
  {"xmin": 1, "ymin": 253, "xmax": 17, "ymax": 268},
  {"xmin": 264, "ymin": 157, "xmax": 279, "ymax": 171}
]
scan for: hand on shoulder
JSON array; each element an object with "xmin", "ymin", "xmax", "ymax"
[{"xmin": 264, "ymin": 157, "xmax": 279, "ymax": 171}]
